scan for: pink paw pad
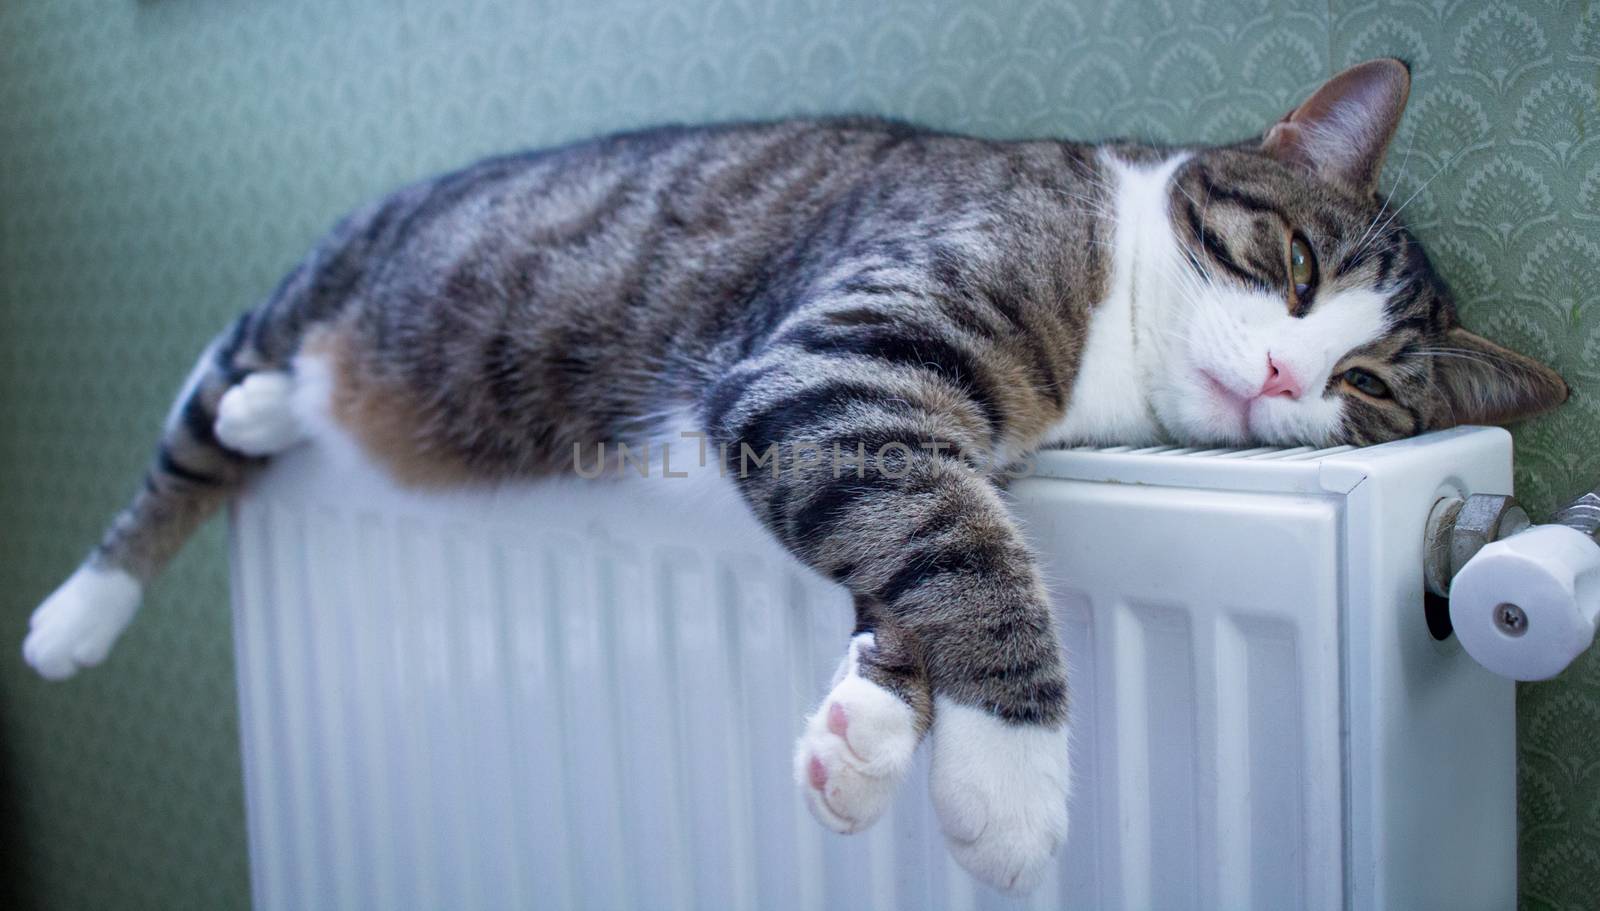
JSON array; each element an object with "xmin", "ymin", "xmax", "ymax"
[
  {"xmin": 827, "ymin": 701, "xmax": 849, "ymax": 738},
  {"xmin": 793, "ymin": 635, "xmax": 918, "ymax": 835},
  {"xmin": 808, "ymin": 755, "xmax": 827, "ymax": 790}
]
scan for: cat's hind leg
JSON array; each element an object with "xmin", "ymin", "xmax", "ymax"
[
  {"xmin": 214, "ymin": 370, "xmax": 305, "ymax": 456},
  {"xmin": 22, "ymin": 564, "xmax": 143, "ymax": 681},
  {"xmin": 794, "ymin": 614, "xmax": 930, "ymax": 834},
  {"xmin": 24, "ymin": 314, "xmax": 308, "ymax": 680}
]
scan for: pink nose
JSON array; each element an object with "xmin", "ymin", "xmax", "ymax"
[{"xmin": 1260, "ymin": 356, "xmax": 1303, "ymax": 399}]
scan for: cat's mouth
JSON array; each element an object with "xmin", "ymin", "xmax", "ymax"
[{"xmin": 1199, "ymin": 369, "xmax": 1255, "ymax": 438}]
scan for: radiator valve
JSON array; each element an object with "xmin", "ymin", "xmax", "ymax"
[{"xmin": 1427, "ymin": 490, "xmax": 1600, "ymax": 680}]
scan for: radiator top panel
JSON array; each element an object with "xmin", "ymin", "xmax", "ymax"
[{"xmin": 1030, "ymin": 427, "xmax": 1500, "ymax": 496}]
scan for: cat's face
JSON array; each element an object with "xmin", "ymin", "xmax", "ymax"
[{"xmin": 1148, "ymin": 59, "xmax": 1567, "ymax": 447}]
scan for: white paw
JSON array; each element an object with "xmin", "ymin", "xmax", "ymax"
[
  {"xmin": 215, "ymin": 371, "xmax": 303, "ymax": 456},
  {"xmin": 22, "ymin": 565, "xmax": 143, "ymax": 681},
  {"xmin": 794, "ymin": 633, "xmax": 919, "ymax": 834},
  {"xmin": 930, "ymin": 697, "xmax": 1070, "ymax": 894}
]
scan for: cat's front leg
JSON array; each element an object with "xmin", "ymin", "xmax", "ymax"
[
  {"xmin": 899, "ymin": 539, "xmax": 1072, "ymax": 894},
  {"xmin": 707, "ymin": 352, "xmax": 1071, "ymax": 892},
  {"xmin": 794, "ymin": 606, "xmax": 931, "ymax": 833},
  {"xmin": 927, "ymin": 704, "xmax": 1071, "ymax": 892},
  {"xmin": 925, "ymin": 626, "xmax": 1072, "ymax": 893},
  {"xmin": 805, "ymin": 482, "xmax": 1072, "ymax": 892}
]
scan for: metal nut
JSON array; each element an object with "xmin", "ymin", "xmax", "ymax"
[
  {"xmin": 1424, "ymin": 496, "xmax": 1464, "ymax": 598},
  {"xmin": 1450, "ymin": 493, "xmax": 1529, "ymax": 584}
]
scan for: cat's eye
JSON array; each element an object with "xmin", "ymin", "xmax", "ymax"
[
  {"xmin": 1343, "ymin": 368, "xmax": 1391, "ymax": 399},
  {"xmin": 1289, "ymin": 235, "xmax": 1315, "ymax": 298}
]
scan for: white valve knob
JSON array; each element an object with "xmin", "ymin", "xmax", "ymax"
[{"xmin": 1450, "ymin": 524, "xmax": 1600, "ymax": 681}]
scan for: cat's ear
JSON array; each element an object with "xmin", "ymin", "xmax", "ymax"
[
  {"xmin": 1261, "ymin": 58, "xmax": 1411, "ymax": 195},
  {"xmin": 1433, "ymin": 327, "xmax": 1569, "ymax": 426}
]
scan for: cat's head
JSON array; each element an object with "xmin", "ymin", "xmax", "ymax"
[{"xmin": 1149, "ymin": 58, "xmax": 1568, "ymax": 447}]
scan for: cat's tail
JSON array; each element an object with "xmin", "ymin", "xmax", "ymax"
[
  {"xmin": 22, "ymin": 307, "xmax": 307, "ymax": 680},
  {"xmin": 21, "ymin": 197, "xmax": 386, "ymax": 680}
]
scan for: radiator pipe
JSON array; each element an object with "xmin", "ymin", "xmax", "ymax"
[{"xmin": 1550, "ymin": 490, "xmax": 1600, "ymax": 543}]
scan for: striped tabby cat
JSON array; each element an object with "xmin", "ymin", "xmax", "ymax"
[{"xmin": 23, "ymin": 59, "xmax": 1565, "ymax": 892}]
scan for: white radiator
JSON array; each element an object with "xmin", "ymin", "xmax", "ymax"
[{"xmin": 229, "ymin": 426, "xmax": 1518, "ymax": 911}]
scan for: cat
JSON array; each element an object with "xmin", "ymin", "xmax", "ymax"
[{"xmin": 21, "ymin": 58, "xmax": 1567, "ymax": 893}]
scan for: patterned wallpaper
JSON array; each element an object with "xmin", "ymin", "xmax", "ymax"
[{"xmin": 0, "ymin": 0, "xmax": 1593, "ymax": 908}]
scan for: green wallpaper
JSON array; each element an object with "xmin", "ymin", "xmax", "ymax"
[{"xmin": 0, "ymin": 0, "xmax": 1594, "ymax": 908}]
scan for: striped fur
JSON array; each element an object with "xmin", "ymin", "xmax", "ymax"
[{"xmin": 25, "ymin": 60, "xmax": 1569, "ymax": 892}]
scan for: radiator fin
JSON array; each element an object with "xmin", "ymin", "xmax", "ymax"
[
  {"xmin": 1116, "ymin": 600, "xmax": 1200, "ymax": 911},
  {"xmin": 1060, "ymin": 443, "xmax": 1355, "ymax": 461}
]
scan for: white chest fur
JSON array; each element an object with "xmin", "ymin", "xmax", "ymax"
[{"xmin": 1043, "ymin": 152, "xmax": 1189, "ymax": 447}]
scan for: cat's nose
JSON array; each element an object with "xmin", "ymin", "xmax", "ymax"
[{"xmin": 1260, "ymin": 355, "xmax": 1304, "ymax": 399}]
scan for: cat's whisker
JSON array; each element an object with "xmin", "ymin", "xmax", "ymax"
[
  {"xmin": 1409, "ymin": 349, "xmax": 1526, "ymax": 382},
  {"xmin": 1355, "ymin": 126, "xmax": 1418, "ymax": 254},
  {"xmin": 1171, "ymin": 272, "xmax": 1211, "ymax": 310},
  {"xmin": 1043, "ymin": 187, "xmax": 1115, "ymax": 219},
  {"xmin": 1170, "ymin": 176, "xmax": 1219, "ymax": 276},
  {"xmin": 1357, "ymin": 148, "xmax": 1464, "ymax": 256},
  {"xmin": 1176, "ymin": 246, "xmax": 1220, "ymax": 293},
  {"xmin": 1049, "ymin": 188, "xmax": 1112, "ymax": 210},
  {"xmin": 1165, "ymin": 267, "xmax": 1202, "ymax": 303}
]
